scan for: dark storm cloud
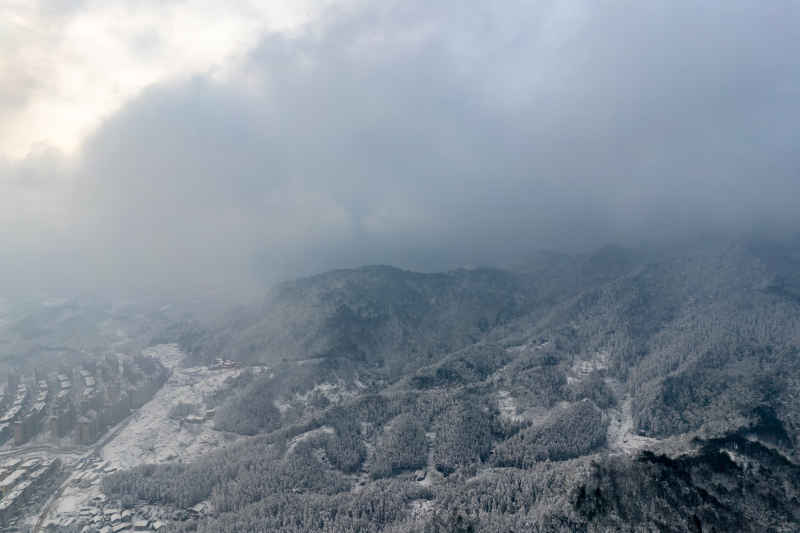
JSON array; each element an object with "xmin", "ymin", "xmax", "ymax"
[{"xmin": 5, "ymin": 0, "xmax": 800, "ymax": 298}]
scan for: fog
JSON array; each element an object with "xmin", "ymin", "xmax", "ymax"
[{"xmin": 2, "ymin": 0, "xmax": 799, "ymax": 301}]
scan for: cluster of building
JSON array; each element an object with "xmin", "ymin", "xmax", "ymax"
[
  {"xmin": 210, "ymin": 358, "xmax": 239, "ymax": 370},
  {"xmin": 0, "ymin": 380, "xmax": 28, "ymax": 444},
  {"xmin": 74, "ymin": 357, "xmax": 167, "ymax": 445},
  {"xmin": 55, "ymin": 489, "xmax": 167, "ymax": 533},
  {"xmin": 0, "ymin": 456, "xmax": 60, "ymax": 526},
  {"xmin": 46, "ymin": 453, "xmax": 171, "ymax": 532},
  {"xmin": 70, "ymin": 506, "xmax": 166, "ymax": 533},
  {"xmin": 0, "ymin": 354, "xmax": 168, "ymax": 447},
  {"xmin": 13, "ymin": 377, "xmax": 49, "ymax": 445},
  {"xmin": 183, "ymin": 407, "xmax": 216, "ymax": 425}
]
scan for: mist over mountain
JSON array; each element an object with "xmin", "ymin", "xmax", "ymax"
[
  {"xmin": 180, "ymin": 238, "xmax": 800, "ymax": 439},
  {"xmin": 3, "ymin": 0, "xmax": 800, "ymax": 299},
  {"xmin": 109, "ymin": 238, "xmax": 800, "ymax": 532},
  {"xmin": 3, "ymin": 1, "xmax": 800, "ymax": 531},
  {"xmin": 2, "ymin": 238, "xmax": 800, "ymax": 531}
]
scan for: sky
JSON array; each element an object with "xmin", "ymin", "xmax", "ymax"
[{"xmin": 1, "ymin": 0, "xmax": 799, "ymax": 300}]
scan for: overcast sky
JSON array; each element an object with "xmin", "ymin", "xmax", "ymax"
[{"xmin": 2, "ymin": 0, "xmax": 799, "ymax": 300}]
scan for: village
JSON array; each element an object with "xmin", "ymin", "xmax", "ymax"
[
  {"xmin": 30, "ymin": 345, "xmax": 248, "ymax": 533},
  {"xmin": 37, "ymin": 454, "xmax": 170, "ymax": 532},
  {"xmin": 0, "ymin": 354, "xmax": 167, "ymax": 449},
  {"xmin": 0, "ymin": 457, "xmax": 60, "ymax": 529},
  {"xmin": 0, "ymin": 351, "xmax": 169, "ymax": 531}
]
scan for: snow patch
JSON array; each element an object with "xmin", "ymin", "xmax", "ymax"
[
  {"xmin": 497, "ymin": 390, "xmax": 523, "ymax": 422},
  {"xmin": 607, "ymin": 396, "xmax": 659, "ymax": 455},
  {"xmin": 569, "ymin": 349, "xmax": 610, "ymax": 383},
  {"xmin": 286, "ymin": 426, "xmax": 334, "ymax": 454},
  {"xmin": 300, "ymin": 381, "xmax": 358, "ymax": 405},
  {"xmin": 102, "ymin": 344, "xmax": 244, "ymax": 469},
  {"xmin": 409, "ymin": 499, "xmax": 434, "ymax": 521}
]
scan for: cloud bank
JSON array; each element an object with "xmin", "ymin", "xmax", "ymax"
[{"xmin": 2, "ymin": 0, "xmax": 800, "ymax": 299}]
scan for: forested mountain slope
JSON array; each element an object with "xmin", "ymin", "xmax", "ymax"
[
  {"xmin": 179, "ymin": 266, "xmax": 531, "ymax": 373},
  {"xmin": 102, "ymin": 239, "xmax": 800, "ymax": 532},
  {"xmin": 498, "ymin": 241, "xmax": 800, "ymax": 445},
  {"xmin": 176, "ymin": 245, "xmax": 645, "ymax": 371}
]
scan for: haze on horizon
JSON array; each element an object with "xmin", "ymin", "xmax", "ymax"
[{"xmin": 2, "ymin": 0, "xmax": 799, "ymax": 301}]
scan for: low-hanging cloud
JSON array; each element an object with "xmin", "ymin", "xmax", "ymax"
[{"xmin": 2, "ymin": 0, "xmax": 800, "ymax": 300}]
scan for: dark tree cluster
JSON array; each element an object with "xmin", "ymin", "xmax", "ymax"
[
  {"xmin": 410, "ymin": 344, "xmax": 511, "ymax": 390},
  {"xmin": 213, "ymin": 374, "xmax": 282, "ymax": 435},
  {"xmin": 103, "ymin": 435, "xmax": 350, "ymax": 512},
  {"xmin": 493, "ymin": 401, "xmax": 607, "ymax": 467},
  {"xmin": 432, "ymin": 399, "xmax": 498, "ymax": 475},
  {"xmin": 172, "ymin": 479, "xmax": 433, "ymax": 533},
  {"xmin": 370, "ymin": 414, "xmax": 429, "ymax": 478},
  {"xmin": 323, "ymin": 412, "xmax": 367, "ymax": 473}
]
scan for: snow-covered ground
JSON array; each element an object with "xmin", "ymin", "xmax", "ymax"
[
  {"xmin": 567, "ymin": 350, "xmax": 609, "ymax": 385},
  {"xmin": 286, "ymin": 426, "xmax": 334, "ymax": 454},
  {"xmin": 496, "ymin": 390, "xmax": 523, "ymax": 423},
  {"xmin": 40, "ymin": 343, "xmax": 252, "ymax": 529},
  {"xmin": 275, "ymin": 378, "xmax": 366, "ymax": 416},
  {"xmin": 102, "ymin": 345, "xmax": 244, "ymax": 469},
  {"xmin": 607, "ymin": 396, "xmax": 659, "ymax": 454}
]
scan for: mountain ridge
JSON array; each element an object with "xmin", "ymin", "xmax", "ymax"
[{"xmin": 112, "ymin": 238, "xmax": 800, "ymax": 532}]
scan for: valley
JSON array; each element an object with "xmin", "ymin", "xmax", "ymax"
[
  {"xmin": 1, "ymin": 240, "xmax": 799, "ymax": 532},
  {"xmin": 32, "ymin": 344, "xmax": 255, "ymax": 532}
]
